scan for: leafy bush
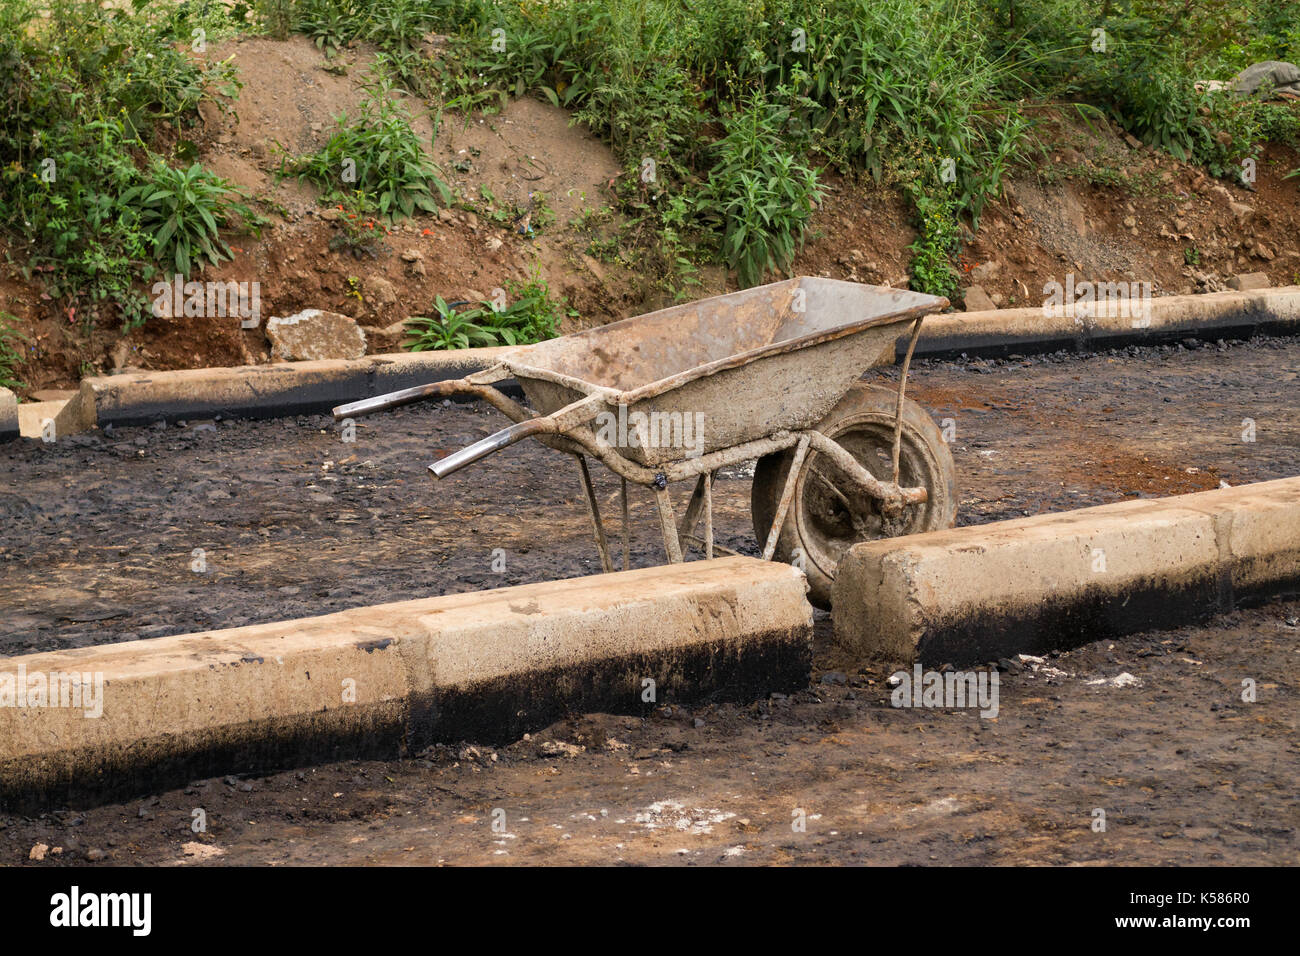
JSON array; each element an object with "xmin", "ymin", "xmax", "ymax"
[
  {"xmin": 404, "ymin": 277, "xmax": 568, "ymax": 350},
  {"xmin": 700, "ymin": 95, "xmax": 822, "ymax": 288},
  {"xmin": 121, "ymin": 162, "xmax": 263, "ymax": 275},
  {"xmin": 287, "ymin": 67, "xmax": 451, "ymax": 220},
  {"xmin": 907, "ymin": 184, "xmax": 962, "ymax": 300},
  {"xmin": 0, "ymin": 0, "xmax": 257, "ymax": 328},
  {"xmin": 0, "ymin": 311, "xmax": 27, "ymax": 390}
]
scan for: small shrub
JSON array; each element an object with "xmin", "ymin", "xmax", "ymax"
[
  {"xmin": 0, "ymin": 312, "xmax": 28, "ymax": 390},
  {"xmin": 288, "ymin": 68, "xmax": 451, "ymax": 220},
  {"xmin": 906, "ymin": 184, "xmax": 962, "ymax": 301},
  {"xmin": 120, "ymin": 162, "xmax": 264, "ymax": 275},
  {"xmin": 405, "ymin": 277, "xmax": 568, "ymax": 351}
]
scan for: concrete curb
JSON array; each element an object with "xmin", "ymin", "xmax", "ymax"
[
  {"xmin": 901, "ymin": 286, "xmax": 1300, "ymax": 360},
  {"xmin": 0, "ymin": 387, "xmax": 16, "ymax": 444},
  {"xmin": 0, "ymin": 557, "xmax": 812, "ymax": 811},
  {"xmin": 832, "ymin": 477, "xmax": 1300, "ymax": 666},
  {"xmin": 12, "ymin": 287, "xmax": 1298, "ymax": 441},
  {"xmin": 72, "ymin": 346, "xmax": 516, "ymax": 430}
]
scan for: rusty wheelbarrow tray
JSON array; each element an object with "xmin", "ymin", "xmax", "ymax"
[{"xmin": 334, "ymin": 277, "xmax": 957, "ymax": 606}]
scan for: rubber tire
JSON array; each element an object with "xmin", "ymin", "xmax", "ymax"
[{"xmin": 751, "ymin": 382, "xmax": 957, "ymax": 608}]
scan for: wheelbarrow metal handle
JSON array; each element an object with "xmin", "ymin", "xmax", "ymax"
[
  {"xmin": 332, "ymin": 364, "xmax": 513, "ymax": 421},
  {"xmin": 428, "ymin": 391, "xmax": 611, "ymax": 480},
  {"xmin": 333, "ymin": 379, "xmax": 465, "ymax": 420},
  {"xmin": 429, "ymin": 419, "xmax": 551, "ymax": 479}
]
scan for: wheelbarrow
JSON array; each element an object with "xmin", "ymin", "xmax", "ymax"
[{"xmin": 334, "ymin": 277, "xmax": 957, "ymax": 606}]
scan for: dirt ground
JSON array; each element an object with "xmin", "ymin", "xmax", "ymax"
[
  {"xmin": 2, "ymin": 336, "xmax": 1296, "ymax": 655},
  {"xmin": 2, "ymin": 336, "xmax": 1297, "ymax": 866}
]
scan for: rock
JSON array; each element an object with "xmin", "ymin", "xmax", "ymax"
[
  {"xmin": 437, "ymin": 208, "xmax": 455, "ymax": 224},
  {"xmin": 962, "ymin": 285, "xmax": 997, "ymax": 312},
  {"xmin": 1124, "ymin": 133, "xmax": 1143, "ymax": 149},
  {"xmin": 1231, "ymin": 60, "xmax": 1300, "ymax": 97},
  {"xmin": 969, "ymin": 261, "xmax": 1000, "ymax": 283},
  {"xmin": 319, "ymin": 208, "xmax": 341, "ymax": 222},
  {"xmin": 265, "ymin": 309, "xmax": 367, "ymax": 361},
  {"xmin": 1229, "ymin": 201, "xmax": 1254, "ymax": 220},
  {"xmin": 1122, "ymin": 215, "xmax": 1137, "ymax": 228},
  {"xmin": 538, "ymin": 740, "xmax": 583, "ymax": 759},
  {"xmin": 85, "ymin": 848, "xmax": 106, "ymax": 862},
  {"xmin": 197, "ymin": 99, "xmax": 225, "ymax": 130},
  {"xmin": 29, "ymin": 843, "xmax": 49, "ymax": 861},
  {"xmin": 1228, "ymin": 272, "xmax": 1270, "ymax": 291},
  {"xmin": 362, "ymin": 275, "xmax": 398, "ymax": 308},
  {"xmin": 400, "ymin": 248, "xmax": 423, "ymax": 262}
]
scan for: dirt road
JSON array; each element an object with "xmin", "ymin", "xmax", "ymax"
[
  {"xmin": 1, "ymin": 335, "xmax": 1297, "ymax": 865},
  {"xmin": 2, "ymin": 336, "xmax": 1296, "ymax": 656}
]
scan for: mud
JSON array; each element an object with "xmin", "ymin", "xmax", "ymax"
[
  {"xmin": 1, "ymin": 336, "xmax": 1297, "ymax": 865},
  {"xmin": 2, "ymin": 335, "xmax": 1296, "ymax": 656},
  {"xmin": 2, "ymin": 604, "xmax": 1296, "ymax": 866}
]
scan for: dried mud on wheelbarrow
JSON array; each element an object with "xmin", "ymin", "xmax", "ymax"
[{"xmin": 335, "ymin": 277, "xmax": 959, "ymax": 605}]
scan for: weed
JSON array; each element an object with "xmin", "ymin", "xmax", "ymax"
[
  {"xmin": 0, "ymin": 311, "xmax": 27, "ymax": 390},
  {"xmin": 287, "ymin": 66, "xmax": 451, "ymax": 220},
  {"xmin": 405, "ymin": 274, "xmax": 568, "ymax": 350},
  {"xmin": 120, "ymin": 161, "xmax": 264, "ymax": 276}
]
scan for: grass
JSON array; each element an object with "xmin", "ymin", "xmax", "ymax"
[
  {"xmin": 0, "ymin": 0, "xmax": 262, "ymax": 329},
  {"xmin": 1, "ymin": 0, "xmax": 1298, "ymax": 339}
]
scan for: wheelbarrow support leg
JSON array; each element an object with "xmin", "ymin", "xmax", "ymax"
[
  {"xmin": 762, "ymin": 435, "xmax": 811, "ymax": 561},
  {"xmin": 575, "ymin": 454, "xmax": 614, "ymax": 573},
  {"xmin": 703, "ymin": 471, "xmax": 714, "ymax": 560},
  {"xmin": 620, "ymin": 477, "xmax": 631, "ymax": 572},
  {"xmin": 892, "ymin": 315, "xmax": 924, "ymax": 483},
  {"xmin": 653, "ymin": 483, "xmax": 684, "ymax": 564}
]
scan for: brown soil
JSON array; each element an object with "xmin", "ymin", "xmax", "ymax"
[{"xmin": 3, "ymin": 39, "xmax": 1299, "ymax": 397}]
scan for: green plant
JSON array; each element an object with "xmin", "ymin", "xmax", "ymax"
[
  {"xmin": 0, "ymin": 312, "xmax": 27, "ymax": 390},
  {"xmin": 120, "ymin": 161, "xmax": 264, "ymax": 275},
  {"xmin": 257, "ymin": 0, "xmax": 294, "ymax": 40},
  {"xmin": 404, "ymin": 276, "xmax": 568, "ymax": 350},
  {"xmin": 288, "ymin": 66, "xmax": 451, "ymax": 220},
  {"xmin": 296, "ymin": 0, "xmax": 359, "ymax": 57},
  {"xmin": 906, "ymin": 182, "xmax": 962, "ymax": 300},
  {"xmin": 700, "ymin": 95, "xmax": 822, "ymax": 287},
  {"xmin": 326, "ymin": 191, "xmax": 392, "ymax": 257},
  {"xmin": 0, "ymin": 0, "xmax": 248, "ymax": 328}
]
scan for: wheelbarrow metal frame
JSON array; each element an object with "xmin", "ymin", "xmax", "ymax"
[{"xmin": 333, "ymin": 313, "xmax": 933, "ymax": 569}]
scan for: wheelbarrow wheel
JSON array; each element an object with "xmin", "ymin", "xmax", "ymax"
[{"xmin": 751, "ymin": 382, "xmax": 957, "ymax": 608}]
